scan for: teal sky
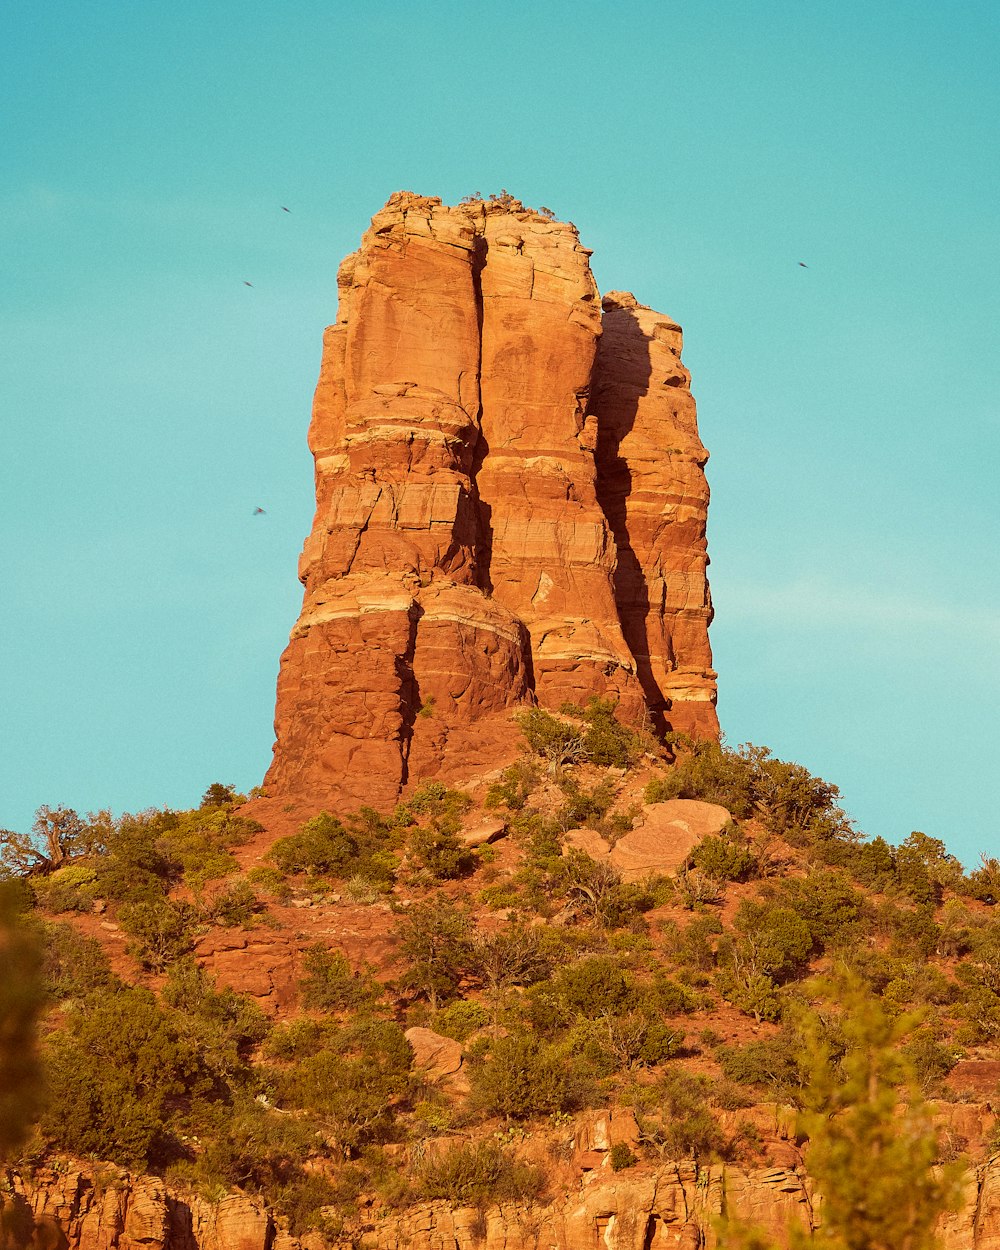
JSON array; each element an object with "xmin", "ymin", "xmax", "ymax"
[{"xmin": 3, "ymin": 1, "xmax": 997, "ymax": 865}]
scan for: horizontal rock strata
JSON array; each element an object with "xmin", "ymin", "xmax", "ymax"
[
  {"xmin": 7, "ymin": 1152, "xmax": 1000, "ymax": 1250},
  {"xmin": 266, "ymin": 193, "xmax": 718, "ymax": 809}
]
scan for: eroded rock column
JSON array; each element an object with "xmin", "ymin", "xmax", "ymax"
[
  {"xmin": 266, "ymin": 194, "xmax": 530, "ymax": 809},
  {"xmin": 473, "ymin": 208, "xmax": 642, "ymax": 715}
]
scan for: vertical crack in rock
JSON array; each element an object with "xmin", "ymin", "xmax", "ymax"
[
  {"xmin": 265, "ymin": 194, "xmax": 717, "ymax": 812},
  {"xmin": 397, "ymin": 601, "xmax": 423, "ymax": 786},
  {"xmin": 591, "ymin": 291, "xmax": 719, "ymax": 742},
  {"xmin": 469, "ymin": 231, "xmax": 494, "ymax": 595},
  {"xmin": 473, "ymin": 203, "xmax": 642, "ymax": 717}
]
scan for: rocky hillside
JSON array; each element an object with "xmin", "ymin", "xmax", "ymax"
[{"xmin": 5, "ymin": 721, "xmax": 1000, "ymax": 1249}]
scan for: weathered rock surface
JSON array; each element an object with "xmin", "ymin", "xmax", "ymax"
[
  {"xmin": 403, "ymin": 1026, "xmax": 463, "ymax": 1080},
  {"xmin": 562, "ymin": 800, "xmax": 731, "ymax": 882},
  {"xmin": 609, "ymin": 798, "xmax": 732, "ymax": 881},
  {"xmin": 265, "ymin": 192, "xmax": 717, "ymax": 812},
  {"xmin": 9, "ymin": 1153, "xmax": 1000, "ymax": 1250},
  {"xmin": 592, "ymin": 291, "xmax": 718, "ymax": 738}
]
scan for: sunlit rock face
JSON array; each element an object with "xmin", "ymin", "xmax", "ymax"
[{"xmin": 265, "ymin": 193, "xmax": 718, "ymax": 809}]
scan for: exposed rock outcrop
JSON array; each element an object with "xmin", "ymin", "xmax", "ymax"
[
  {"xmin": 562, "ymin": 798, "xmax": 732, "ymax": 881},
  {"xmin": 265, "ymin": 193, "xmax": 718, "ymax": 811},
  {"xmin": 8, "ymin": 1154, "xmax": 1000, "ymax": 1250}
]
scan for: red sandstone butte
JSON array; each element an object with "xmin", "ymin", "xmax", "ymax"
[{"xmin": 265, "ymin": 193, "xmax": 718, "ymax": 809}]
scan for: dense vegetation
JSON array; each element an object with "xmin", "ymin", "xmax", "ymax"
[{"xmin": 2, "ymin": 719, "xmax": 998, "ymax": 1242}]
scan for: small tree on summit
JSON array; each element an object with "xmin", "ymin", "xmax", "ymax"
[
  {"xmin": 0, "ymin": 806, "xmax": 111, "ymax": 878},
  {"xmin": 200, "ymin": 782, "xmax": 239, "ymax": 809}
]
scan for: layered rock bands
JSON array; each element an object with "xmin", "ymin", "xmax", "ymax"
[{"xmin": 265, "ymin": 193, "xmax": 718, "ymax": 809}]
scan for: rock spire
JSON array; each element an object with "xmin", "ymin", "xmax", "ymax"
[{"xmin": 265, "ymin": 193, "xmax": 717, "ymax": 808}]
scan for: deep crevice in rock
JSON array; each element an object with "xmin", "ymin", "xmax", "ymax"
[
  {"xmin": 591, "ymin": 307, "xmax": 668, "ymax": 736},
  {"xmin": 468, "ymin": 231, "xmax": 495, "ymax": 598}
]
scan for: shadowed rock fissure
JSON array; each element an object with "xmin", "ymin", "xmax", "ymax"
[
  {"xmin": 469, "ymin": 232, "xmax": 495, "ymax": 598},
  {"xmin": 397, "ymin": 602, "xmax": 423, "ymax": 786},
  {"xmin": 592, "ymin": 310, "xmax": 668, "ymax": 735}
]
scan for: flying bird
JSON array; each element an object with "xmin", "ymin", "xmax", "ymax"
[
  {"xmin": 798, "ymin": 262, "xmax": 809, "ymax": 268},
  {"xmin": 243, "ymin": 281, "xmax": 254, "ymax": 287},
  {"xmin": 281, "ymin": 206, "xmax": 291, "ymax": 213},
  {"xmin": 253, "ymin": 507, "xmax": 266, "ymax": 515}
]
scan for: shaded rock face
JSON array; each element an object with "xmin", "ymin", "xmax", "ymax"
[
  {"xmin": 8, "ymin": 1155, "xmax": 1000, "ymax": 1250},
  {"xmin": 266, "ymin": 193, "xmax": 718, "ymax": 809}
]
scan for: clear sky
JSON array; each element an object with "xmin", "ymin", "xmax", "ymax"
[{"xmin": 2, "ymin": 1, "xmax": 997, "ymax": 865}]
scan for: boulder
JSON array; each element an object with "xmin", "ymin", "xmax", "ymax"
[
  {"xmin": 563, "ymin": 828, "xmax": 612, "ymax": 861},
  {"xmin": 404, "ymin": 1026, "xmax": 463, "ymax": 1080},
  {"xmin": 608, "ymin": 799, "xmax": 731, "ymax": 882},
  {"xmin": 461, "ymin": 818, "xmax": 508, "ymax": 847}
]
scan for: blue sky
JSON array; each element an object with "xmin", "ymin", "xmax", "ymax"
[{"xmin": 2, "ymin": 1, "xmax": 997, "ymax": 865}]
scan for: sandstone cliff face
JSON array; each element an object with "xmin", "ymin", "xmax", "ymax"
[
  {"xmin": 265, "ymin": 193, "xmax": 717, "ymax": 810},
  {"xmin": 8, "ymin": 1155, "xmax": 1000, "ymax": 1250}
]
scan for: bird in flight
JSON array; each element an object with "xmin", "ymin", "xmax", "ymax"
[
  {"xmin": 253, "ymin": 506, "xmax": 266, "ymax": 515},
  {"xmin": 281, "ymin": 206, "xmax": 291, "ymax": 213},
  {"xmin": 243, "ymin": 281, "xmax": 254, "ymax": 287},
  {"xmin": 798, "ymin": 262, "xmax": 809, "ymax": 268}
]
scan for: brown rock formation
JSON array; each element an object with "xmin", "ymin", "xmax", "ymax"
[
  {"xmin": 8, "ymin": 1154, "xmax": 1000, "ymax": 1250},
  {"xmin": 592, "ymin": 291, "xmax": 717, "ymax": 738},
  {"xmin": 562, "ymin": 799, "xmax": 731, "ymax": 881},
  {"xmin": 265, "ymin": 193, "xmax": 717, "ymax": 811}
]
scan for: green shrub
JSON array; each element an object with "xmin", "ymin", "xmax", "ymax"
[
  {"xmin": 99, "ymin": 812, "xmax": 178, "ymax": 901},
  {"xmin": 645, "ymin": 741, "xmax": 850, "ymax": 843},
  {"xmin": 664, "ymin": 914, "xmax": 723, "ymax": 974},
  {"xmin": 649, "ymin": 1070, "xmax": 728, "ymax": 1160},
  {"xmin": 434, "ymin": 999, "xmax": 490, "ymax": 1042},
  {"xmin": 168, "ymin": 1097, "xmax": 330, "ymax": 1227},
  {"xmin": 42, "ymin": 987, "xmax": 203, "ymax": 1168},
  {"xmin": 275, "ymin": 1019, "xmax": 412, "ymax": 1151},
  {"xmin": 119, "ymin": 897, "xmax": 197, "ymax": 970},
  {"xmin": 519, "ymin": 700, "xmax": 642, "ymax": 772},
  {"xmin": 298, "ymin": 944, "xmax": 381, "ymax": 1013},
  {"xmin": 394, "ymin": 898, "xmax": 473, "ymax": 1010},
  {"xmin": 716, "ymin": 970, "xmax": 782, "ymax": 1023},
  {"xmin": 727, "ymin": 898, "xmax": 814, "ymax": 982},
  {"xmin": 247, "ymin": 865, "xmax": 293, "ymax": 902},
  {"xmin": 609, "ymin": 1142, "xmax": 638, "ymax": 1170},
  {"xmin": 901, "ymin": 1029, "xmax": 958, "ymax": 1094},
  {"xmin": 269, "ymin": 809, "xmax": 400, "ymax": 889},
  {"xmin": 716, "ymin": 1034, "xmax": 803, "ymax": 1098},
  {"xmin": 598, "ymin": 1011, "xmax": 685, "ymax": 1069},
  {"xmin": 407, "ymin": 824, "xmax": 475, "ymax": 880},
  {"xmin": 200, "ymin": 782, "xmax": 240, "ymax": 808},
  {"xmin": 517, "ymin": 708, "xmax": 587, "ymax": 770},
  {"xmin": 552, "ymin": 955, "xmax": 636, "ymax": 1018},
  {"xmin": 405, "ymin": 783, "xmax": 472, "ymax": 827},
  {"xmin": 777, "ymin": 870, "xmax": 866, "ymax": 946},
  {"xmin": 162, "ymin": 958, "xmax": 270, "ymax": 1079},
  {"xmin": 874, "ymin": 902, "xmax": 940, "ymax": 959},
  {"xmin": 33, "ymin": 864, "xmax": 99, "ymax": 913},
  {"xmin": 710, "ymin": 1081, "xmax": 754, "ymax": 1111},
  {"xmin": 690, "ymin": 830, "xmax": 755, "ymax": 883},
  {"xmin": 472, "ymin": 1035, "xmax": 589, "ymax": 1119},
  {"xmin": 209, "ymin": 879, "xmax": 264, "ymax": 927},
  {"xmin": 414, "ymin": 1141, "xmax": 547, "ymax": 1205},
  {"xmin": 557, "ymin": 775, "xmax": 618, "ymax": 830},
  {"xmin": 269, "ymin": 812, "xmax": 359, "ymax": 877},
  {"xmin": 0, "ymin": 882, "xmax": 44, "ymax": 1159},
  {"xmin": 484, "ymin": 762, "xmax": 540, "ymax": 812},
  {"xmin": 578, "ymin": 698, "xmax": 644, "ymax": 768},
  {"xmin": 40, "ymin": 920, "xmax": 122, "ymax": 1001}
]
